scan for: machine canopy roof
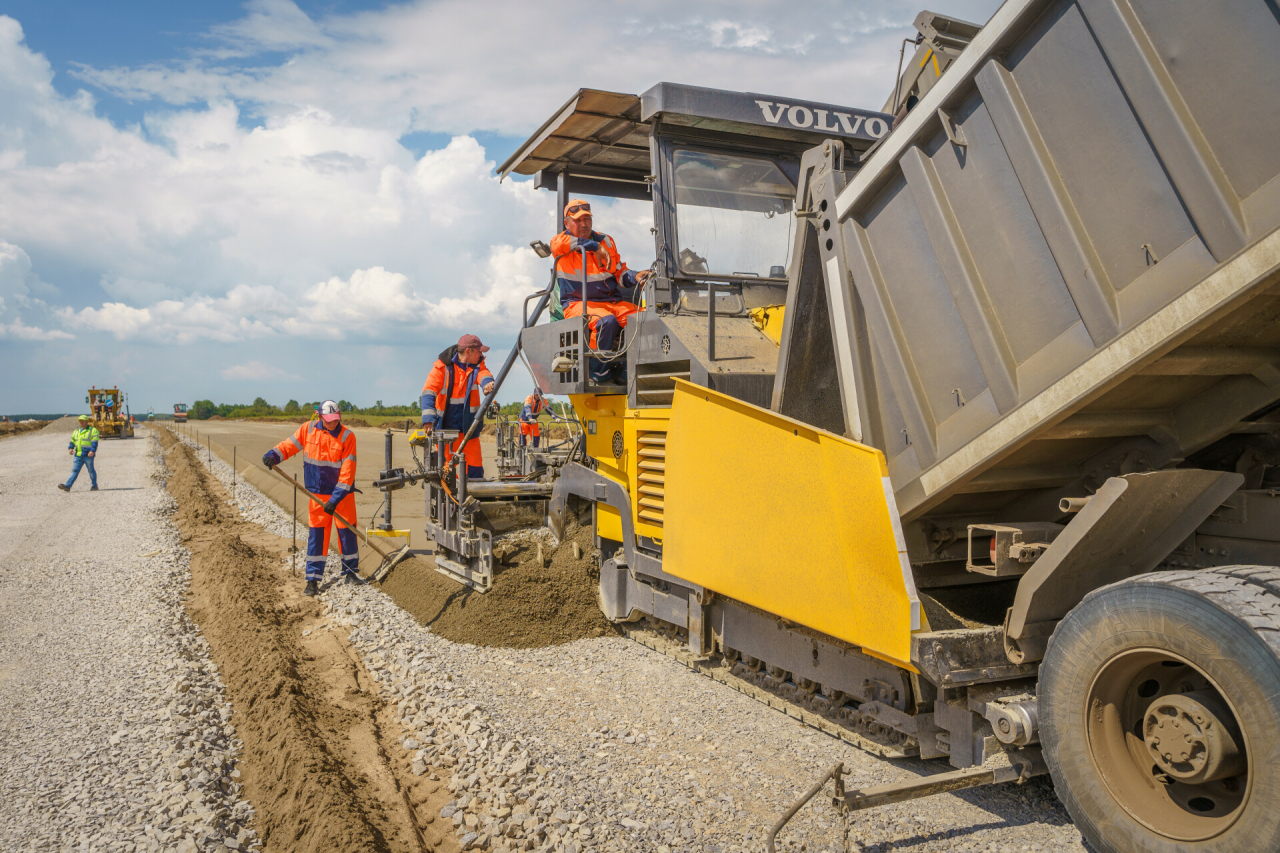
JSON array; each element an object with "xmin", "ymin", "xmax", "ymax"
[{"xmin": 497, "ymin": 83, "xmax": 893, "ymax": 193}]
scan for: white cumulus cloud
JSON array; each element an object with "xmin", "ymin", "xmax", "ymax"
[
  {"xmin": 0, "ymin": 318, "xmax": 73, "ymax": 340},
  {"xmin": 220, "ymin": 360, "xmax": 302, "ymax": 381}
]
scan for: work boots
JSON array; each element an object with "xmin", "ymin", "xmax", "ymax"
[
  {"xmin": 304, "ymin": 579, "xmax": 319, "ymax": 597},
  {"xmin": 57, "ymin": 484, "xmax": 70, "ymax": 492}
]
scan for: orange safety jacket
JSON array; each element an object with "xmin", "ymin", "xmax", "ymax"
[
  {"xmin": 274, "ymin": 419, "xmax": 357, "ymax": 498},
  {"xmin": 520, "ymin": 394, "xmax": 544, "ymax": 436},
  {"xmin": 421, "ymin": 345, "xmax": 495, "ymax": 432},
  {"xmin": 550, "ymin": 230, "xmax": 640, "ymax": 304},
  {"xmin": 519, "ymin": 394, "xmax": 543, "ymax": 424}
]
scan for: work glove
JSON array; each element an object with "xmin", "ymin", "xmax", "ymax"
[
  {"xmin": 579, "ymin": 239, "xmax": 600, "ymax": 253},
  {"xmin": 323, "ymin": 497, "xmax": 339, "ymax": 515},
  {"xmin": 262, "ymin": 449, "xmax": 282, "ymax": 469}
]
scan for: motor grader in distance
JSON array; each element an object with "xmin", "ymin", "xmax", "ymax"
[
  {"xmin": 86, "ymin": 387, "xmax": 133, "ymax": 439},
  {"xmin": 399, "ymin": 1, "xmax": 1280, "ymax": 848}
]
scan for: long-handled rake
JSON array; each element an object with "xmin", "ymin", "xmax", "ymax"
[{"xmin": 270, "ymin": 466, "xmax": 412, "ymax": 583}]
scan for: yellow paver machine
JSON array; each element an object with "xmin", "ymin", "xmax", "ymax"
[{"xmin": 399, "ymin": 1, "xmax": 1280, "ymax": 848}]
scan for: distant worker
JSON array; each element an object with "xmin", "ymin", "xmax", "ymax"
[
  {"xmin": 58, "ymin": 414, "xmax": 99, "ymax": 492},
  {"xmin": 421, "ymin": 334, "xmax": 494, "ymax": 479},
  {"xmin": 519, "ymin": 389, "xmax": 545, "ymax": 448},
  {"xmin": 551, "ymin": 199, "xmax": 649, "ymax": 384},
  {"xmin": 262, "ymin": 400, "xmax": 359, "ymax": 596}
]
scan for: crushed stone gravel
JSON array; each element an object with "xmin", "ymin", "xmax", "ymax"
[{"xmin": 0, "ymin": 427, "xmax": 260, "ymax": 853}]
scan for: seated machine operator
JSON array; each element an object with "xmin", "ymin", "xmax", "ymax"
[{"xmin": 550, "ymin": 200, "xmax": 649, "ymax": 384}]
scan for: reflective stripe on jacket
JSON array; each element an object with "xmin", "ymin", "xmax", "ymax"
[
  {"xmin": 69, "ymin": 427, "xmax": 100, "ymax": 457},
  {"xmin": 420, "ymin": 346, "xmax": 494, "ymax": 432},
  {"xmin": 273, "ymin": 420, "xmax": 357, "ymax": 497},
  {"xmin": 550, "ymin": 230, "xmax": 639, "ymax": 304}
]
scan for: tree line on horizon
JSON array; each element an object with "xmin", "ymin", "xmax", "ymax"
[{"xmin": 186, "ymin": 397, "xmax": 529, "ymax": 420}]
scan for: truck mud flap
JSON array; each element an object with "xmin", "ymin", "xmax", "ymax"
[{"xmin": 1006, "ymin": 469, "xmax": 1242, "ymax": 661}]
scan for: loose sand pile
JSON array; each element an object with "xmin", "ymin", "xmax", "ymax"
[
  {"xmin": 379, "ymin": 519, "xmax": 614, "ymax": 649},
  {"xmin": 36, "ymin": 416, "xmax": 82, "ymax": 433}
]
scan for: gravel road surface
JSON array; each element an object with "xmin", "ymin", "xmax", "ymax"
[{"xmin": 0, "ymin": 428, "xmax": 258, "ymax": 853}]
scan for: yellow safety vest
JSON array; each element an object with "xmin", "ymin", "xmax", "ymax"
[{"xmin": 71, "ymin": 427, "xmax": 99, "ymax": 455}]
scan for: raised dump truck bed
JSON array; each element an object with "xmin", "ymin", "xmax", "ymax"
[{"xmin": 780, "ymin": 0, "xmax": 1280, "ymax": 525}]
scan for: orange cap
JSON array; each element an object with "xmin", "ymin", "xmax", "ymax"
[{"xmin": 564, "ymin": 199, "xmax": 592, "ymax": 220}]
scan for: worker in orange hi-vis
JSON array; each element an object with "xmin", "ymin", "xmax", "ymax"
[
  {"xmin": 421, "ymin": 334, "xmax": 495, "ymax": 480},
  {"xmin": 262, "ymin": 400, "xmax": 358, "ymax": 597},
  {"xmin": 550, "ymin": 199, "xmax": 649, "ymax": 384},
  {"xmin": 519, "ymin": 389, "xmax": 545, "ymax": 448}
]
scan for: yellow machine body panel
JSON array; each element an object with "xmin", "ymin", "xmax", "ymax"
[
  {"xmin": 748, "ymin": 304, "xmax": 786, "ymax": 345},
  {"xmin": 662, "ymin": 380, "xmax": 921, "ymax": 668},
  {"xmin": 571, "ymin": 393, "xmax": 670, "ymax": 543}
]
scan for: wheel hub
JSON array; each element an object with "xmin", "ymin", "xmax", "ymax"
[
  {"xmin": 1143, "ymin": 690, "xmax": 1245, "ymax": 784},
  {"xmin": 1084, "ymin": 649, "xmax": 1250, "ymax": 841}
]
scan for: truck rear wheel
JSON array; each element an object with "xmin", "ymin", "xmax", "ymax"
[{"xmin": 1040, "ymin": 567, "xmax": 1280, "ymax": 852}]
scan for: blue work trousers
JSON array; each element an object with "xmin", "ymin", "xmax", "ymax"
[{"xmin": 65, "ymin": 455, "xmax": 97, "ymax": 489}]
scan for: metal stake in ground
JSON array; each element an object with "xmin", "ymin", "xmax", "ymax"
[
  {"xmin": 268, "ymin": 466, "xmax": 410, "ymax": 582},
  {"xmin": 291, "ymin": 483, "xmax": 297, "ymax": 577}
]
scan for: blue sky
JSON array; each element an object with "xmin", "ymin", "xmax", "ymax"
[{"xmin": 0, "ymin": 0, "xmax": 1001, "ymax": 416}]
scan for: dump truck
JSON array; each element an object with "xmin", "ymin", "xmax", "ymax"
[
  {"xmin": 391, "ymin": 1, "xmax": 1280, "ymax": 849},
  {"xmin": 86, "ymin": 387, "xmax": 134, "ymax": 439}
]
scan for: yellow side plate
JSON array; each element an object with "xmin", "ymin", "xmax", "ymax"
[{"xmin": 662, "ymin": 380, "xmax": 921, "ymax": 667}]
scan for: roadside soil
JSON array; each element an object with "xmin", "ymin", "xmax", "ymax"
[
  {"xmin": 157, "ymin": 427, "xmax": 456, "ymax": 853},
  {"xmin": 0, "ymin": 420, "xmax": 52, "ymax": 439}
]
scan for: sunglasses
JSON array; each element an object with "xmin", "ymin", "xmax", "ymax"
[{"xmin": 567, "ymin": 203, "xmax": 591, "ymax": 215}]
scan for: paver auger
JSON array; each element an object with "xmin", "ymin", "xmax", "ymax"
[{"xmin": 409, "ymin": 1, "xmax": 1280, "ymax": 848}]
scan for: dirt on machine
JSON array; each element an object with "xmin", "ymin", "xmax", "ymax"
[
  {"xmin": 363, "ymin": 1, "xmax": 1280, "ymax": 850},
  {"xmin": 86, "ymin": 386, "xmax": 134, "ymax": 439}
]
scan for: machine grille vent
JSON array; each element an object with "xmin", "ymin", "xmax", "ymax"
[
  {"xmin": 635, "ymin": 360, "xmax": 690, "ymax": 408},
  {"xmin": 556, "ymin": 328, "xmax": 580, "ymax": 386},
  {"xmin": 636, "ymin": 430, "xmax": 667, "ymax": 527}
]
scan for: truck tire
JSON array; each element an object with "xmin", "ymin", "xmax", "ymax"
[{"xmin": 1040, "ymin": 567, "xmax": 1280, "ymax": 852}]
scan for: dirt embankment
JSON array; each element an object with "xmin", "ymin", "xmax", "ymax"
[
  {"xmin": 380, "ymin": 520, "xmax": 613, "ymax": 649},
  {"xmin": 156, "ymin": 426, "xmax": 450, "ymax": 853},
  {"xmin": 0, "ymin": 421, "xmax": 50, "ymax": 439}
]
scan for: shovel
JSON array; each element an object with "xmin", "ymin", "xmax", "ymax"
[{"xmin": 270, "ymin": 466, "xmax": 412, "ymax": 583}]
